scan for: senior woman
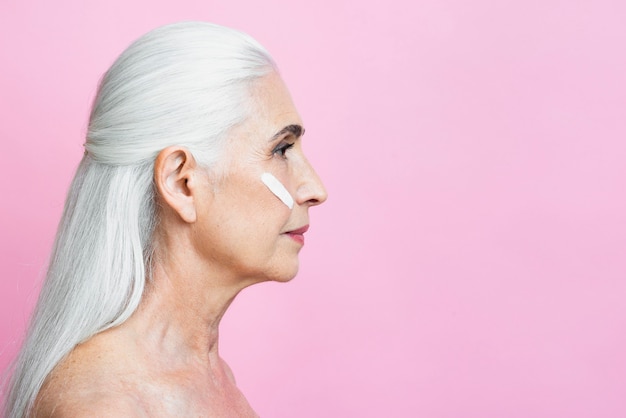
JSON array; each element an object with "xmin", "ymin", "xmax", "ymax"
[{"xmin": 4, "ymin": 22, "xmax": 327, "ymax": 417}]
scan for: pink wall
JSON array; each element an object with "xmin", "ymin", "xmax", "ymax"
[{"xmin": 2, "ymin": 1, "xmax": 625, "ymax": 416}]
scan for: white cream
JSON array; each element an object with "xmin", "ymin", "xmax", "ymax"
[{"xmin": 261, "ymin": 172, "xmax": 294, "ymax": 209}]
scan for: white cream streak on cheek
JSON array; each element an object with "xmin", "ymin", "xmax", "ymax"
[{"xmin": 261, "ymin": 172, "xmax": 294, "ymax": 209}]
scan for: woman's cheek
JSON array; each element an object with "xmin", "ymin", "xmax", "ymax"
[{"xmin": 261, "ymin": 172, "xmax": 294, "ymax": 209}]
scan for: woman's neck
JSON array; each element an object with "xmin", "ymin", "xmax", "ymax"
[{"xmin": 122, "ymin": 257, "xmax": 246, "ymax": 372}]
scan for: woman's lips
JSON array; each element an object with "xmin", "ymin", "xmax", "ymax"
[{"xmin": 285, "ymin": 225, "xmax": 309, "ymax": 245}]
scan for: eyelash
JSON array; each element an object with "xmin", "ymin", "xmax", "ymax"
[{"xmin": 273, "ymin": 142, "xmax": 295, "ymax": 158}]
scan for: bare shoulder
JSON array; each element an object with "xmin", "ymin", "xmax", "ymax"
[
  {"xmin": 34, "ymin": 393, "xmax": 147, "ymax": 418},
  {"xmin": 34, "ymin": 361, "xmax": 147, "ymax": 418},
  {"xmin": 34, "ymin": 332, "xmax": 147, "ymax": 417}
]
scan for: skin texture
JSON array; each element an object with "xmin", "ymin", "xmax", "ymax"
[{"xmin": 33, "ymin": 71, "xmax": 327, "ymax": 417}]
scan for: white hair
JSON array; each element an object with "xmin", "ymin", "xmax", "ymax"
[{"xmin": 3, "ymin": 21, "xmax": 276, "ymax": 418}]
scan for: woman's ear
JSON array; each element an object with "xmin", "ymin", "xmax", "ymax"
[{"xmin": 154, "ymin": 146, "xmax": 199, "ymax": 223}]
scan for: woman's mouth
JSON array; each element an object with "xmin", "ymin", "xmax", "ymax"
[{"xmin": 285, "ymin": 225, "xmax": 309, "ymax": 245}]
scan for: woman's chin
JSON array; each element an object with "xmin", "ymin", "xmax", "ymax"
[
  {"xmin": 273, "ymin": 271, "xmax": 299, "ymax": 283},
  {"xmin": 238, "ymin": 262, "xmax": 299, "ymax": 286},
  {"xmin": 266, "ymin": 261, "xmax": 300, "ymax": 283}
]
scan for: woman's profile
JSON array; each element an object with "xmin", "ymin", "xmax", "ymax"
[{"xmin": 4, "ymin": 21, "xmax": 327, "ymax": 417}]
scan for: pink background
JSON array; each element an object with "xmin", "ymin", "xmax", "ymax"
[{"xmin": 1, "ymin": 1, "xmax": 625, "ymax": 417}]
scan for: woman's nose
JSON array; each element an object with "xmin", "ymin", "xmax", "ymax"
[{"xmin": 295, "ymin": 157, "xmax": 328, "ymax": 207}]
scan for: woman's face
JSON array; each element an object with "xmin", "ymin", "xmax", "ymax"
[{"xmin": 192, "ymin": 72, "xmax": 327, "ymax": 284}]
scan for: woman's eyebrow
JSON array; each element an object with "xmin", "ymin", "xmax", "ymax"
[{"xmin": 268, "ymin": 124, "xmax": 304, "ymax": 141}]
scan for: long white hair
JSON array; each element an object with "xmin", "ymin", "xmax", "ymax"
[{"xmin": 3, "ymin": 21, "xmax": 276, "ymax": 418}]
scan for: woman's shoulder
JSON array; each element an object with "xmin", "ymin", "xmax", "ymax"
[
  {"xmin": 34, "ymin": 369, "xmax": 148, "ymax": 418},
  {"xmin": 34, "ymin": 393, "xmax": 148, "ymax": 418},
  {"xmin": 33, "ymin": 331, "xmax": 148, "ymax": 417}
]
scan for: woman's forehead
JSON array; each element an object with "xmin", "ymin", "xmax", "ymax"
[{"xmin": 247, "ymin": 73, "xmax": 303, "ymax": 135}]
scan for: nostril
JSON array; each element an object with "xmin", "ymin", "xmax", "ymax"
[{"xmin": 308, "ymin": 191, "xmax": 327, "ymax": 206}]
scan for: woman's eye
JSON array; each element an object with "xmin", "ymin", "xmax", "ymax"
[{"xmin": 273, "ymin": 142, "xmax": 295, "ymax": 158}]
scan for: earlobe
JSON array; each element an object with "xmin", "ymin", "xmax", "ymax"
[{"xmin": 154, "ymin": 146, "xmax": 198, "ymax": 223}]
